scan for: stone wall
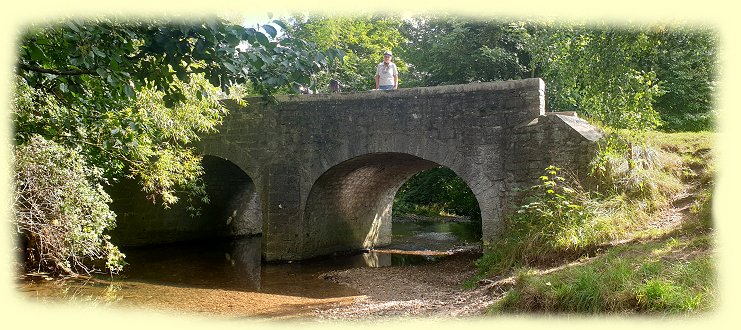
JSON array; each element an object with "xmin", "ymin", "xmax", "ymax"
[{"xmin": 503, "ymin": 113, "xmax": 603, "ymax": 214}]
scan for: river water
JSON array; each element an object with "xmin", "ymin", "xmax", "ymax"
[{"xmin": 17, "ymin": 218, "xmax": 480, "ymax": 317}]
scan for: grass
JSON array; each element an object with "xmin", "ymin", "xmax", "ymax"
[
  {"xmin": 472, "ymin": 130, "xmax": 715, "ymax": 314},
  {"xmin": 489, "ymin": 232, "xmax": 715, "ymax": 314}
]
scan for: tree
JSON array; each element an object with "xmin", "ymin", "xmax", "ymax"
[
  {"xmin": 519, "ymin": 21, "xmax": 718, "ymax": 131},
  {"xmin": 13, "ymin": 134, "xmax": 125, "ymax": 275},
  {"xmin": 15, "ymin": 16, "xmax": 339, "ymax": 204},
  {"xmin": 283, "ymin": 14, "xmax": 407, "ymax": 92},
  {"xmin": 652, "ymin": 26, "xmax": 718, "ymax": 131},
  {"xmin": 17, "ymin": 17, "xmax": 334, "ymax": 105},
  {"xmin": 398, "ymin": 17, "xmax": 717, "ymax": 131},
  {"xmin": 395, "ymin": 167, "xmax": 480, "ymax": 219},
  {"xmin": 13, "ymin": 17, "xmax": 340, "ymax": 275},
  {"xmin": 399, "ymin": 16, "xmax": 532, "ymax": 87},
  {"xmin": 523, "ymin": 21, "xmax": 664, "ymax": 130}
]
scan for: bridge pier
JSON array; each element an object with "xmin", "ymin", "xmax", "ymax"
[{"xmin": 261, "ymin": 164, "xmax": 304, "ymax": 260}]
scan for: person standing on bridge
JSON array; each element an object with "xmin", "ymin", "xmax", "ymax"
[{"xmin": 375, "ymin": 50, "xmax": 398, "ymax": 90}]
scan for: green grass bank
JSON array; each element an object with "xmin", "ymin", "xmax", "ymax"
[{"xmin": 473, "ymin": 130, "xmax": 714, "ymax": 315}]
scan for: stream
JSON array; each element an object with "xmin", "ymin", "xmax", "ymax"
[{"xmin": 17, "ymin": 217, "xmax": 481, "ymax": 317}]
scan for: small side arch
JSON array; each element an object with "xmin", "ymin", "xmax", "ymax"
[
  {"xmin": 109, "ymin": 155, "xmax": 262, "ymax": 246},
  {"xmin": 200, "ymin": 155, "xmax": 263, "ymax": 237}
]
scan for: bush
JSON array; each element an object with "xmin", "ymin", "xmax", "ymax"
[
  {"xmin": 13, "ymin": 135, "xmax": 125, "ymax": 276},
  {"xmin": 511, "ymin": 166, "xmax": 596, "ymax": 251},
  {"xmin": 589, "ymin": 132, "xmax": 683, "ymax": 203}
]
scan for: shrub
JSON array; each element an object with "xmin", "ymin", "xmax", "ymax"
[
  {"xmin": 13, "ymin": 135, "xmax": 125, "ymax": 276},
  {"xmin": 511, "ymin": 166, "xmax": 597, "ymax": 251},
  {"xmin": 476, "ymin": 166, "xmax": 605, "ymax": 275},
  {"xmin": 589, "ymin": 132, "xmax": 683, "ymax": 204}
]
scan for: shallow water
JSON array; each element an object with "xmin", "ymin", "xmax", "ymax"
[{"xmin": 18, "ymin": 217, "xmax": 481, "ymax": 314}]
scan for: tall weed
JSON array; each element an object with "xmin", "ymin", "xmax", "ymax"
[
  {"xmin": 590, "ymin": 131, "xmax": 683, "ymax": 206},
  {"xmin": 476, "ymin": 166, "xmax": 605, "ymax": 274}
]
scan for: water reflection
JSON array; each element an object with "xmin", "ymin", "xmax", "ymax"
[
  {"xmin": 225, "ymin": 237, "xmax": 262, "ymax": 289},
  {"xmin": 116, "ymin": 222, "xmax": 477, "ymax": 292},
  {"xmin": 19, "ymin": 217, "xmax": 481, "ymax": 304},
  {"xmin": 116, "ymin": 219, "xmax": 478, "ymax": 292},
  {"xmin": 362, "ymin": 251, "xmax": 389, "ymax": 267},
  {"xmin": 116, "ymin": 236, "xmax": 438, "ymax": 298},
  {"xmin": 120, "ymin": 236, "xmax": 262, "ymax": 291},
  {"xmin": 388, "ymin": 220, "xmax": 481, "ymax": 251}
]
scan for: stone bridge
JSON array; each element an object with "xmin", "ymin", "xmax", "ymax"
[{"xmin": 109, "ymin": 78, "xmax": 603, "ymax": 261}]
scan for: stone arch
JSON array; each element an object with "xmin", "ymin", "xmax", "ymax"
[
  {"xmin": 199, "ymin": 155, "xmax": 263, "ymax": 238},
  {"xmin": 301, "ymin": 152, "xmax": 484, "ymax": 258},
  {"xmin": 109, "ymin": 155, "xmax": 263, "ymax": 245}
]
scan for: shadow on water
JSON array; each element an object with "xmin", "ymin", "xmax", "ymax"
[
  {"xmin": 119, "ymin": 236, "xmax": 360, "ymax": 298},
  {"xmin": 114, "ymin": 217, "xmax": 480, "ymax": 295},
  {"xmin": 19, "ymin": 216, "xmax": 481, "ymax": 303}
]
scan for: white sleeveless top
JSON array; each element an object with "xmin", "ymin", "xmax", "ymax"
[{"xmin": 376, "ymin": 62, "xmax": 398, "ymax": 86}]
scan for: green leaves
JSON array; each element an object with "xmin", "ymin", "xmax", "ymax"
[
  {"xmin": 262, "ymin": 24, "xmax": 278, "ymax": 38},
  {"xmin": 13, "ymin": 135, "xmax": 124, "ymax": 275},
  {"xmin": 25, "ymin": 43, "xmax": 45, "ymax": 61},
  {"xmin": 17, "ymin": 17, "xmax": 334, "ymax": 109},
  {"xmin": 525, "ymin": 22, "xmax": 665, "ymax": 130},
  {"xmin": 399, "ymin": 17, "xmax": 531, "ymax": 87},
  {"xmin": 652, "ymin": 27, "xmax": 718, "ymax": 131},
  {"xmin": 14, "ymin": 16, "xmax": 339, "ymax": 212},
  {"xmin": 394, "ymin": 166, "xmax": 481, "ymax": 219},
  {"xmin": 398, "ymin": 16, "xmax": 715, "ymax": 131},
  {"xmin": 513, "ymin": 165, "xmax": 592, "ymax": 251},
  {"xmin": 284, "ymin": 14, "xmax": 405, "ymax": 92},
  {"xmin": 254, "ymin": 28, "xmax": 271, "ymax": 47},
  {"xmin": 13, "ymin": 68, "xmax": 228, "ymax": 209}
]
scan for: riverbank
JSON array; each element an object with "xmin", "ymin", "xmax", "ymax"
[
  {"xmin": 16, "ymin": 213, "xmax": 486, "ymax": 320},
  {"xmin": 16, "ymin": 185, "xmax": 712, "ymax": 320},
  {"xmin": 313, "ymin": 131, "xmax": 716, "ymax": 317},
  {"xmin": 314, "ymin": 251, "xmax": 496, "ymax": 320},
  {"xmin": 310, "ymin": 183, "xmax": 712, "ymax": 319},
  {"xmin": 17, "ymin": 250, "xmax": 492, "ymax": 321}
]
